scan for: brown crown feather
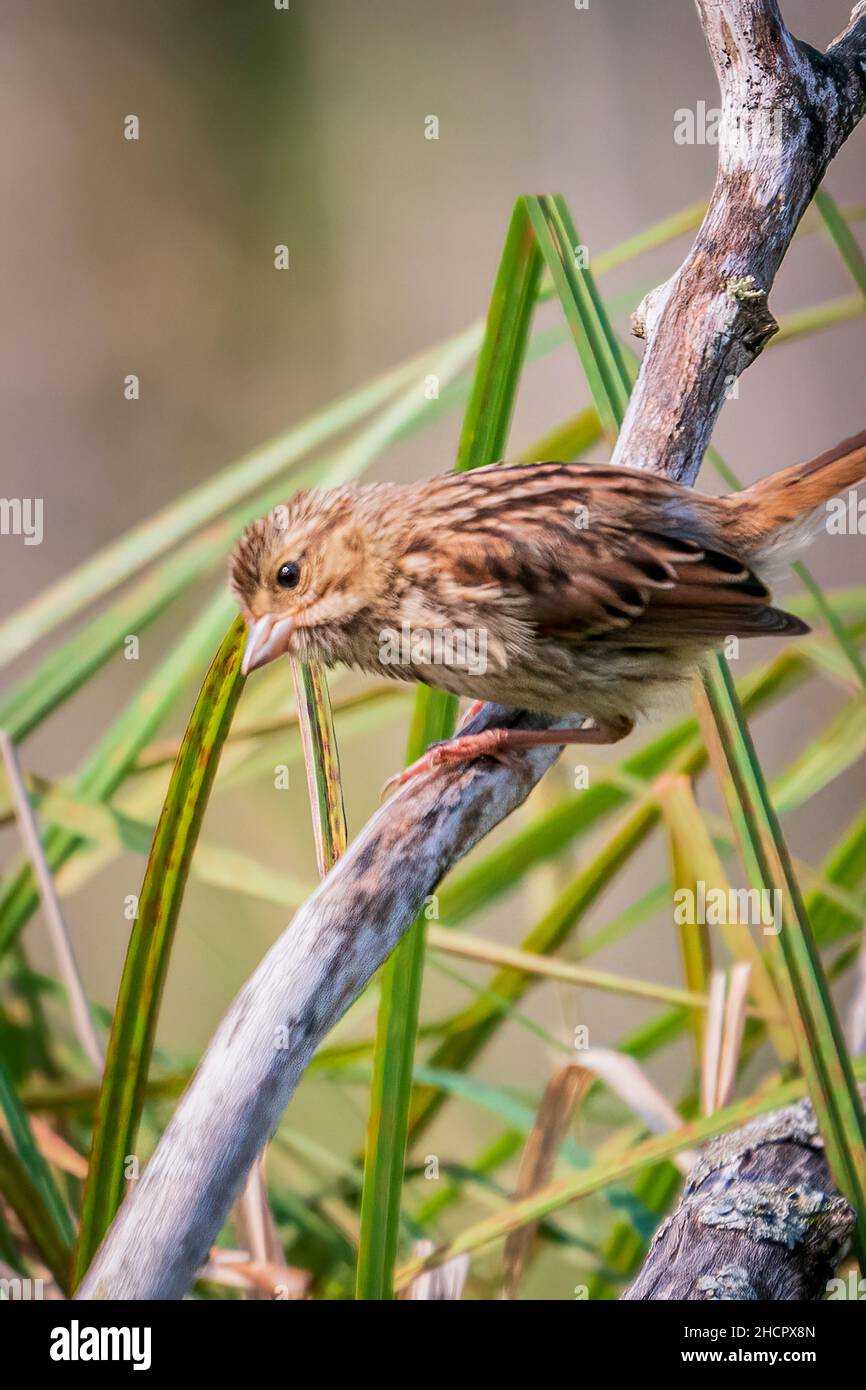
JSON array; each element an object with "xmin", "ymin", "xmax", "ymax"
[{"xmin": 228, "ymin": 514, "xmax": 279, "ymax": 612}]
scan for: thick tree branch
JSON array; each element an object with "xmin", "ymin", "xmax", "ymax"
[
  {"xmin": 77, "ymin": 0, "xmax": 866, "ymax": 1299},
  {"xmin": 612, "ymin": 0, "xmax": 866, "ymax": 482},
  {"xmin": 624, "ymin": 1096, "xmax": 858, "ymax": 1300}
]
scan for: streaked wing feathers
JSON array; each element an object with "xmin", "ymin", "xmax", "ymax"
[{"xmin": 408, "ymin": 463, "xmax": 809, "ymax": 645}]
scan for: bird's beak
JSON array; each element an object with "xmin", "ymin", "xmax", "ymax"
[{"xmin": 241, "ymin": 613, "xmax": 295, "ymax": 675}]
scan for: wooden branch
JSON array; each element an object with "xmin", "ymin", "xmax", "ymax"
[
  {"xmin": 77, "ymin": 0, "xmax": 866, "ymax": 1300},
  {"xmin": 611, "ymin": 0, "xmax": 866, "ymax": 483},
  {"xmin": 624, "ymin": 1096, "xmax": 857, "ymax": 1300}
]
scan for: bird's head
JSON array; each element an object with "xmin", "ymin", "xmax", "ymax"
[{"xmin": 229, "ymin": 484, "xmax": 393, "ymax": 675}]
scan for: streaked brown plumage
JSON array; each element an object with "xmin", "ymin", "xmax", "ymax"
[{"xmin": 229, "ymin": 430, "xmax": 866, "ymax": 775}]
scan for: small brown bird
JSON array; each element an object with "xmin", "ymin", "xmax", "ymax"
[{"xmin": 230, "ymin": 430, "xmax": 866, "ymax": 786}]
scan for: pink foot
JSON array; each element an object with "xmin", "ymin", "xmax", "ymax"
[{"xmin": 380, "ymin": 717, "xmax": 633, "ymax": 801}]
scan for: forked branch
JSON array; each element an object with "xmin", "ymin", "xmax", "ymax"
[{"xmin": 613, "ymin": 0, "xmax": 866, "ymax": 482}]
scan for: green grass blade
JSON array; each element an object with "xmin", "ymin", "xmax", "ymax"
[
  {"xmin": 454, "ymin": 198, "xmax": 543, "ymax": 468},
  {"xmin": 0, "ymin": 1054, "xmax": 75, "ymax": 1252},
  {"xmin": 790, "ymin": 562, "xmax": 866, "ymax": 693},
  {"xmin": 290, "ymin": 662, "xmax": 348, "ymax": 877},
  {"xmin": 657, "ymin": 777, "xmax": 714, "ymax": 1059},
  {"xmin": 355, "ymin": 196, "xmax": 542, "ymax": 1301},
  {"xmin": 771, "ymin": 293, "xmax": 864, "ymax": 345},
  {"xmin": 771, "ymin": 696, "xmax": 866, "ymax": 812},
  {"xmin": 0, "ymin": 1127, "xmax": 73, "ymax": 1292},
  {"xmin": 814, "ymin": 188, "xmax": 866, "ymax": 301},
  {"xmin": 73, "ymin": 619, "xmax": 246, "ymax": 1284},
  {"xmin": 427, "ymin": 923, "xmax": 719, "ymax": 1012},
  {"xmin": 525, "ymin": 194, "xmax": 632, "ymax": 438},
  {"xmin": 703, "ymin": 655, "xmax": 866, "ymax": 1267},
  {"xmin": 808, "ymin": 807, "xmax": 866, "ymax": 946}
]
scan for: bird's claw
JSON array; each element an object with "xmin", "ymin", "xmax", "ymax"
[
  {"xmin": 379, "ymin": 744, "xmax": 449, "ymax": 801},
  {"xmin": 379, "ymin": 729, "xmax": 528, "ymax": 801}
]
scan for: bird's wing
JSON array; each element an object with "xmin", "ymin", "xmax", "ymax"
[{"xmin": 409, "ymin": 463, "xmax": 808, "ymax": 643}]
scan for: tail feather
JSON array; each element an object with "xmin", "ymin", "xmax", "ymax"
[{"xmin": 733, "ymin": 428, "xmax": 866, "ymax": 565}]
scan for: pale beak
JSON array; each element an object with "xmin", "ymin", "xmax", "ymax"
[{"xmin": 241, "ymin": 613, "xmax": 295, "ymax": 675}]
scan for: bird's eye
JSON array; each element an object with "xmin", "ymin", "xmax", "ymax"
[{"xmin": 276, "ymin": 561, "xmax": 301, "ymax": 590}]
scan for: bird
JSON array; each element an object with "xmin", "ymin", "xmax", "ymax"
[{"xmin": 229, "ymin": 429, "xmax": 866, "ymax": 789}]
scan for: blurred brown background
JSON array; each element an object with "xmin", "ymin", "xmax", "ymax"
[{"xmin": 1, "ymin": 0, "xmax": 864, "ymax": 1252}]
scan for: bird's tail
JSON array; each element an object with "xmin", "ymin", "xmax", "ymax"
[{"xmin": 731, "ymin": 428, "xmax": 866, "ymax": 568}]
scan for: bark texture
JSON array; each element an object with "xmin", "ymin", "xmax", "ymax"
[
  {"xmin": 624, "ymin": 1098, "xmax": 856, "ymax": 1300},
  {"xmin": 612, "ymin": 0, "xmax": 866, "ymax": 483}
]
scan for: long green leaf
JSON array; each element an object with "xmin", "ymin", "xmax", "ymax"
[
  {"xmin": 0, "ymin": 1127, "xmax": 73, "ymax": 1292},
  {"xmin": 0, "ymin": 1055, "xmax": 75, "ymax": 1287},
  {"xmin": 815, "ymin": 188, "xmax": 866, "ymax": 301},
  {"xmin": 703, "ymin": 655, "xmax": 866, "ymax": 1268},
  {"xmin": 290, "ymin": 662, "xmax": 348, "ymax": 878},
  {"xmin": 73, "ymin": 618, "xmax": 246, "ymax": 1284},
  {"xmin": 525, "ymin": 194, "xmax": 632, "ymax": 440}
]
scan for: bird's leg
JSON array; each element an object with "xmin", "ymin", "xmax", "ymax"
[{"xmin": 382, "ymin": 716, "xmax": 633, "ymax": 798}]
